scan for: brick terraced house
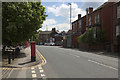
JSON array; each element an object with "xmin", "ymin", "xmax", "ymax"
[
  {"xmin": 72, "ymin": 1, "xmax": 120, "ymax": 52},
  {"xmin": 110, "ymin": 2, "xmax": 120, "ymax": 52}
]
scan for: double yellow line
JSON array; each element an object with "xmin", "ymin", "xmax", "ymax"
[
  {"xmin": 2, "ymin": 49, "xmax": 47, "ymax": 70},
  {"xmin": 36, "ymin": 49, "xmax": 47, "ymax": 66}
]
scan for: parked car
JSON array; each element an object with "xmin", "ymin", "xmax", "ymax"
[
  {"xmin": 50, "ymin": 42, "xmax": 55, "ymax": 46},
  {"xmin": 44, "ymin": 43, "xmax": 50, "ymax": 46}
]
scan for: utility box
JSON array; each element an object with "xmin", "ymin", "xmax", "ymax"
[{"xmin": 31, "ymin": 41, "xmax": 36, "ymax": 62}]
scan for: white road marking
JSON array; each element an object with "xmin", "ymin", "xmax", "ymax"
[
  {"xmin": 40, "ymin": 70, "xmax": 44, "ymax": 73},
  {"xmin": 70, "ymin": 54, "xmax": 80, "ymax": 58},
  {"xmin": 32, "ymin": 71, "xmax": 36, "ymax": 73},
  {"xmin": 39, "ymin": 67, "xmax": 42, "ymax": 70},
  {"xmin": 41, "ymin": 74, "xmax": 45, "ymax": 77},
  {"xmin": 88, "ymin": 59, "xmax": 118, "ymax": 71},
  {"xmin": 32, "ymin": 74, "xmax": 37, "ymax": 78},
  {"xmin": 74, "ymin": 55, "xmax": 80, "ymax": 58}
]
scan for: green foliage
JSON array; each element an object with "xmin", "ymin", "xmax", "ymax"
[
  {"xmin": 77, "ymin": 34, "xmax": 86, "ymax": 44},
  {"xmin": 2, "ymin": 2, "xmax": 47, "ymax": 46},
  {"xmin": 31, "ymin": 32, "xmax": 39, "ymax": 42},
  {"xmin": 85, "ymin": 28, "xmax": 94, "ymax": 44},
  {"xmin": 78, "ymin": 28, "xmax": 94, "ymax": 45},
  {"xmin": 95, "ymin": 29, "xmax": 106, "ymax": 43},
  {"xmin": 117, "ymin": 35, "xmax": 120, "ymax": 45},
  {"xmin": 77, "ymin": 27, "xmax": 106, "ymax": 45}
]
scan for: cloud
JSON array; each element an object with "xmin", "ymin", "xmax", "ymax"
[
  {"xmin": 41, "ymin": 19, "xmax": 70, "ymax": 31},
  {"xmin": 42, "ymin": 19, "xmax": 56, "ymax": 26},
  {"xmin": 41, "ymin": 19, "xmax": 56, "ymax": 30},
  {"xmin": 55, "ymin": 23, "xmax": 70, "ymax": 31},
  {"xmin": 47, "ymin": 3, "xmax": 86, "ymax": 22}
]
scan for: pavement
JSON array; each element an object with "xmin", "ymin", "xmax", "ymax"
[{"xmin": 2, "ymin": 47, "xmax": 45, "ymax": 79}]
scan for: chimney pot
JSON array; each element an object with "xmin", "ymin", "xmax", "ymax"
[
  {"xmin": 89, "ymin": 7, "xmax": 93, "ymax": 14},
  {"xmin": 78, "ymin": 14, "xmax": 81, "ymax": 19}
]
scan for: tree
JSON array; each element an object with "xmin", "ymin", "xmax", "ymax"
[{"xmin": 2, "ymin": 2, "xmax": 47, "ymax": 46}]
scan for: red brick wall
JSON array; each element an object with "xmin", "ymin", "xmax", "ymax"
[
  {"xmin": 101, "ymin": 2, "xmax": 114, "ymax": 43},
  {"xmin": 110, "ymin": 2, "xmax": 120, "ymax": 52},
  {"xmin": 81, "ymin": 16, "xmax": 86, "ymax": 34},
  {"xmin": 72, "ymin": 35, "xmax": 79, "ymax": 48},
  {"xmin": 79, "ymin": 43, "xmax": 105, "ymax": 51}
]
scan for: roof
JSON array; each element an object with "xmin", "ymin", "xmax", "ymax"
[
  {"xmin": 39, "ymin": 31, "xmax": 51, "ymax": 34},
  {"xmin": 91, "ymin": 2, "xmax": 115, "ymax": 14}
]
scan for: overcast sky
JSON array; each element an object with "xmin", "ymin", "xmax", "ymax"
[{"xmin": 40, "ymin": 0, "xmax": 107, "ymax": 32}]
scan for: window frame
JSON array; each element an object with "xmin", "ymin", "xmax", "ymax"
[
  {"xmin": 79, "ymin": 20, "xmax": 81, "ymax": 28},
  {"xmin": 116, "ymin": 25, "xmax": 120, "ymax": 36},
  {"xmin": 117, "ymin": 6, "xmax": 120, "ymax": 19},
  {"xmin": 89, "ymin": 16, "xmax": 91, "ymax": 25}
]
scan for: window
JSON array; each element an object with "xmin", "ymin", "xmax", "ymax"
[
  {"xmin": 98, "ymin": 13, "xmax": 99, "ymax": 23},
  {"xmin": 117, "ymin": 6, "xmax": 120, "ymax": 19},
  {"xmin": 95, "ymin": 15, "xmax": 97, "ymax": 23},
  {"xmin": 95, "ymin": 13, "xmax": 99, "ymax": 23},
  {"xmin": 89, "ymin": 16, "xmax": 91, "ymax": 25},
  {"xmin": 79, "ymin": 20, "xmax": 81, "ymax": 28},
  {"xmin": 75, "ymin": 22, "xmax": 77, "ymax": 32},
  {"xmin": 116, "ymin": 25, "xmax": 120, "ymax": 36},
  {"xmin": 86, "ymin": 15, "xmax": 88, "ymax": 26}
]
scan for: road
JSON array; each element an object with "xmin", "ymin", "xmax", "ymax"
[
  {"xmin": 36, "ymin": 46, "xmax": 118, "ymax": 78},
  {"xmin": 5, "ymin": 45, "xmax": 118, "ymax": 79}
]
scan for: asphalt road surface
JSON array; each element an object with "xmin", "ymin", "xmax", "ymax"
[
  {"xmin": 36, "ymin": 46, "xmax": 118, "ymax": 78},
  {"xmin": 6, "ymin": 45, "xmax": 118, "ymax": 79}
]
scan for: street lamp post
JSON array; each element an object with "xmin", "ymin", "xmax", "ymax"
[{"xmin": 68, "ymin": 3, "xmax": 72, "ymax": 30}]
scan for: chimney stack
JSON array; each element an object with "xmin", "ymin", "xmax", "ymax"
[
  {"xmin": 78, "ymin": 14, "xmax": 81, "ymax": 19},
  {"xmin": 89, "ymin": 7, "xmax": 93, "ymax": 14}
]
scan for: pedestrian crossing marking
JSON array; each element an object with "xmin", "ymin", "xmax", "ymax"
[
  {"xmin": 41, "ymin": 74, "xmax": 45, "ymax": 77},
  {"xmin": 40, "ymin": 70, "xmax": 44, "ymax": 73},
  {"xmin": 32, "ymin": 74, "xmax": 37, "ymax": 78}
]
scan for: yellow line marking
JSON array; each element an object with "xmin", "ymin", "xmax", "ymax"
[
  {"xmin": 31, "ymin": 67, "xmax": 35, "ymax": 69},
  {"xmin": 2, "ymin": 49, "xmax": 47, "ymax": 70},
  {"xmin": 39, "ymin": 67, "xmax": 42, "ymax": 70}
]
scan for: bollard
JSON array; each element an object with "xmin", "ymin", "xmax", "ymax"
[
  {"xmin": 31, "ymin": 41, "xmax": 36, "ymax": 62},
  {"xmin": 15, "ymin": 47, "xmax": 20, "ymax": 58},
  {"xmin": 12, "ymin": 49, "xmax": 15, "ymax": 60},
  {"xmin": 8, "ymin": 53, "xmax": 11, "ymax": 64}
]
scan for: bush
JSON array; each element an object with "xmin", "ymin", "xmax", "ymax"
[
  {"xmin": 77, "ymin": 34, "xmax": 86, "ymax": 44},
  {"xmin": 95, "ymin": 29, "xmax": 106, "ymax": 43},
  {"xmin": 85, "ymin": 28, "xmax": 94, "ymax": 44},
  {"xmin": 77, "ymin": 27, "xmax": 106, "ymax": 45},
  {"xmin": 78, "ymin": 28, "xmax": 94, "ymax": 45}
]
